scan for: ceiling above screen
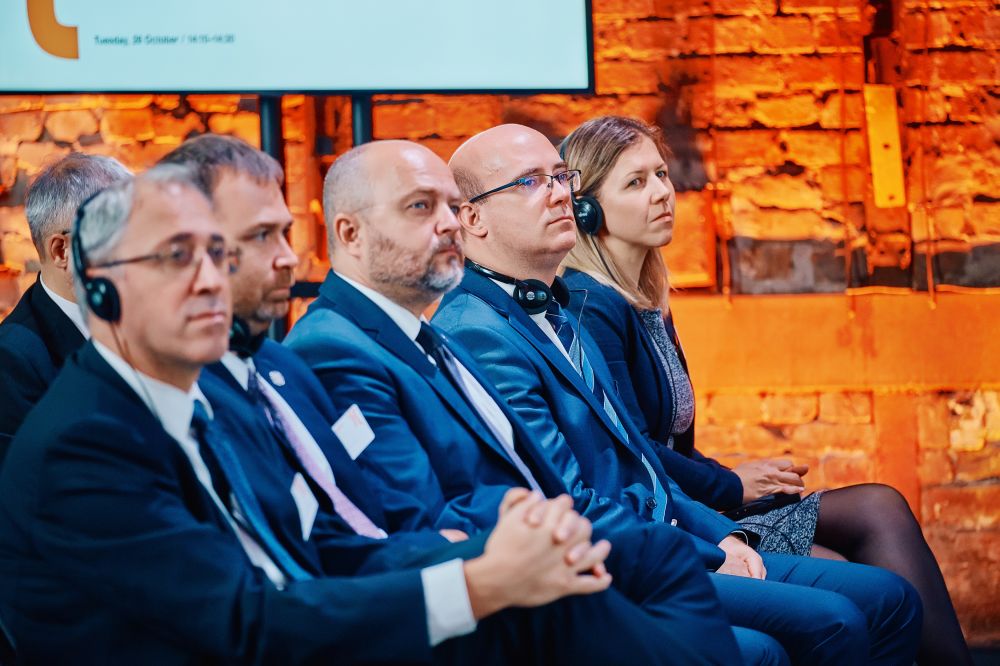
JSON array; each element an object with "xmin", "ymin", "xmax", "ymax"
[{"xmin": 2, "ymin": 0, "xmax": 593, "ymax": 93}]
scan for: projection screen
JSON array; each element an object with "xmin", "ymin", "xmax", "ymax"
[{"xmin": 1, "ymin": 0, "xmax": 593, "ymax": 93}]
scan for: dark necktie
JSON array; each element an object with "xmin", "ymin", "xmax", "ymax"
[
  {"xmin": 189, "ymin": 401, "xmax": 312, "ymax": 581},
  {"xmin": 416, "ymin": 322, "xmax": 543, "ymax": 493}
]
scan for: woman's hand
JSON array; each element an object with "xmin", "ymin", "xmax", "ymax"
[{"xmin": 734, "ymin": 458, "xmax": 808, "ymax": 503}]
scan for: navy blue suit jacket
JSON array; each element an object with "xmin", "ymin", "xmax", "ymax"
[
  {"xmin": 0, "ymin": 342, "xmax": 432, "ymax": 664},
  {"xmin": 285, "ymin": 271, "xmax": 568, "ymax": 536},
  {"xmin": 289, "ymin": 272, "xmax": 725, "ymax": 569},
  {"xmin": 562, "ymin": 269, "xmax": 744, "ymax": 511},
  {"xmin": 199, "ymin": 343, "xmax": 452, "ymax": 566},
  {"xmin": 0, "ymin": 278, "xmax": 85, "ymax": 459},
  {"xmin": 434, "ymin": 270, "xmax": 740, "ymax": 564}
]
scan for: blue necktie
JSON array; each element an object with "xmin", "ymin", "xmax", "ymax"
[
  {"xmin": 190, "ymin": 401, "xmax": 312, "ymax": 581},
  {"xmin": 544, "ymin": 302, "xmax": 668, "ymax": 522}
]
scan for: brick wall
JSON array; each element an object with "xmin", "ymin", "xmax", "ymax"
[{"xmin": 1, "ymin": 0, "xmax": 997, "ymax": 646}]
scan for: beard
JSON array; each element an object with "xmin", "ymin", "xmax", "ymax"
[{"xmin": 368, "ymin": 228, "xmax": 464, "ymax": 298}]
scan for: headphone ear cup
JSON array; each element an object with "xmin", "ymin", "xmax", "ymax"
[
  {"xmin": 86, "ymin": 277, "xmax": 121, "ymax": 323},
  {"xmin": 513, "ymin": 278, "xmax": 553, "ymax": 315},
  {"xmin": 572, "ymin": 196, "xmax": 604, "ymax": 236}
]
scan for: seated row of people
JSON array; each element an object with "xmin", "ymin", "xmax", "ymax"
[{"xmin": 0, "ymin": 118, "xmax": 967, "ymax": 664}]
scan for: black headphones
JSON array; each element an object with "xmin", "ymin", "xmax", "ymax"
[
  {"xmin": 465, "ymin": 259, "xmax": 569, "ymax": 315},
  {"xmin": 229, "ymin": 316, "xmax": 267, "ymax": 358},
  {"xmin": 71, "ymin": 195, "xmax": 122, "ymax": 323},
  {"xmin": 560, "ymin": 139, "xmax": 604, "ymax": 236}
]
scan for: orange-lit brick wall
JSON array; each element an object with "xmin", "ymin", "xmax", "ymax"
[{"xmin": 1, "ymin": 0, "xmax": 998, "ymax": 646}]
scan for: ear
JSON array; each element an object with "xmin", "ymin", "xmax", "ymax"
[
  {"xmin": 457, "ymin": 202, "xmax": 487, "ymax": 239},
  {"xmin": 332, "ymin": 212, "xmax": 364, "ymax": 259},
  {"xmin": 47, "ymin": 232, "xmax": 71, "ymax": 270}
]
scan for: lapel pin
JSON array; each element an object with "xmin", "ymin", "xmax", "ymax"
[{"xmin": 268, "ymin": 370, "xmax": 286, "ymax": 387}]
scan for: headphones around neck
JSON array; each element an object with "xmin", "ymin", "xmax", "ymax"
[
  {"xmin": 465, "ymin": 259, "xmax": 569, "ymax": 315},
  {"xmin": 71, "ymin": 195, "xmax": 121, "ymax": 323},
  {"xmin": 229, "ymin": 316, "xmax": 267, "ymax": 358}
]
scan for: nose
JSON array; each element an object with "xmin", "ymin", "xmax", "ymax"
[
  {"xmin": 438, "ymin": 204, "xmax": 462, "ymax": 235},
  {"xmin": 192, "ymin": 248, "xmax": 225, "ymax": 294},
  {"xmin": 651, "ymin": 174, "xmax": 675, "ymax": 204},
  {"xmin": 274, "ymin": 232, "xmax": 300, "ymax": 270},
  {"xmin": 548, "ymin": 175, "xmax": 571, "ymax": 208}
]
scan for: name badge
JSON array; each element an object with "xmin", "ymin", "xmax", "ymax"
[
  {"xmin": 290, "ymin": 473, "xmax": 318, "ymax": 541},
  {"xmin": 332, "ymin": 404, "xmax": 375, "ymax": 460}
]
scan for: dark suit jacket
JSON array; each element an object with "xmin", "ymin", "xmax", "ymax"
[
  {"xmin": 0, "ymin": 342, "xmax": 432, "ymax": 665},
  {"xmin": 434, "ymin": 270, "xmax": 740, "ymax": 566},
  {"xmin": 286, "ymin": 272, "xmax": 727, "ymax": 570},
  {"xmin": 0, "ymin": 278, "xmax": 85, "ymax": 459},
  {"xmin": 199, "ymin": 342, "xmax": 452, "ymax": 566},
  {"xmin": 562, "ymin": 269, "xmax": 744, "ymax": 511},
  {"xmin": 284, "ymin": 271, "xmax": 568, "ymax": 536}
]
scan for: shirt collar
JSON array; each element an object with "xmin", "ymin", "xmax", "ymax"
[
  {"xmin": 219, "ymin": 351, "xmax": 253, "ymax": 391},
  {"xmin": 39, "ymin": 274, "xmax": 89, "ymax": 338},
  {"xmin": 338, "ymin": 271, "xmax": 425, "ymax": 343},
  {"xmin": 92, "ymin": 339, "xmax": 211, "ymax": 443}
]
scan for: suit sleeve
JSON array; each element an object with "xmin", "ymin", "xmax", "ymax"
[
  {"xmin": 286, "ymin": 333, "xmax": 481, "ymax": 536},
  {"xmin": 0, "ymin": 339, "xmax": 49, "ymax": 460},
  {"xmin": 30, "ymin": 416, "xmax": 431, "ymax": 664},
  {"xmin": 443, "ymin": 322, "xmax": 727, "ymax": 570},
  {"xmin": 580, "ymin": 291, "xmax": 743, "ymax": 510}
]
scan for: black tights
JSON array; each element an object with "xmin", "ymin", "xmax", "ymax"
[{"xmin": 814, "ymin": 483, "xmax": 971, "ymax": 665}]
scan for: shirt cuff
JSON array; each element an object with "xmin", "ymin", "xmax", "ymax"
[{"xmin": 421, "ymin": 558, "xmax": 477, "ymax": 647}]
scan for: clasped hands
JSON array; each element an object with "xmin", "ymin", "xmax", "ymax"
[{"xmin": 464, "ymin": 489, "xmax": 612, "ymax": 620}]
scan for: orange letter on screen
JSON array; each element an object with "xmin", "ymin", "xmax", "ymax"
[{"xmin": 27, "ymin": 0, "xmax": 78, "ymax": 59}]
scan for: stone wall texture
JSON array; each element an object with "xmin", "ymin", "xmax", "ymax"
[{"xmin": 1, "ymin": 0, "xmax": 997, "ymax": 647}]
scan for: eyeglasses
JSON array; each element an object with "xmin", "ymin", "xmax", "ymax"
[
  {"xmin": 468, "ymin": 169, "xmax": 581, "ymax": 204},
  {"xmin": 92, "ymin": 236, "xmax": 241, "ymax": 275}
]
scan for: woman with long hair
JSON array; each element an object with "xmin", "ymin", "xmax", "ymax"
[{"xmin": 559, "ymin": 115, "xmax": 969, "ymax": 665}]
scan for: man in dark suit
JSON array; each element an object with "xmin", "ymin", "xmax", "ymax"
[
  {"xmin": 432, "ymin": 124, "xmax": 922, "ymax": 665},
  {"xmin": 0, "ymin": 162, "xmax": 694, "ymax": 665},
  {"xmin": 0, "ymin": 153, "xmax": 130, "ymax": 458},
  {"xmin": 284, "ymin": 139, "xmax": 917, "ymax": 665}
]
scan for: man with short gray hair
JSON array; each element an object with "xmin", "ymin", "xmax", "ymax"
[{"xmin": 0, "ymin": 152, "xmax": 131, "ymax": 458}]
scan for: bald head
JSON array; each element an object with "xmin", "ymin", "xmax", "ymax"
[
  {"xmin": 323, "ymin": 140, "xmax": 447, "ymax": 246},
  {"xmin": 450, "ymin": 124, "xmax": 557, "ymax": 202}
]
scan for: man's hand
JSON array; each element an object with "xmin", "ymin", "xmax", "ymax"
[
  {"xmin": 733, "ymin": 458, "xmax": 808, "ymax": 503},
  {"xmin": 439, "ymin": 529, "xmax": 469, "ymax": 543},
  {"xmin": 716, "ymin": 535, "xmax": 766, "ymax": 580},
  {"xmin": 463, "ymin": 490, "xmax": 612, "ymax": 620}
]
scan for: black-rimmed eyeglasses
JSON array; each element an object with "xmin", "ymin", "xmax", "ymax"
[
  {"xmin": 92, "ymin": 236, "xmax": 241, "ymax": 275},
  {"xmin": 468, "ymin": 169, "xmax": 581, "ymax": 204}
]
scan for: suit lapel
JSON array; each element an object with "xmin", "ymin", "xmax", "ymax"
[
  {"xmin": 29, "ymin": 279, "xmax": 86, "ymax": 367},
  {"xmin": 319, "ymin": 272, "xmax": 533, "ymax": 476},
  {"xmin": 458, "ymin": 271, "xmax": 634, "ymax": 449}
]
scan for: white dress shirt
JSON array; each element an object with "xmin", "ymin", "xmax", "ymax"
[
  {"xmin": 39, "ymin": 275, "xmax": 89, "ymax": 338},
  {"xmin": 219, "ymin": 345, "xmax": 474, "ymax": 645}
]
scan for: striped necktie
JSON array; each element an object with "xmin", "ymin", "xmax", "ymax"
[
  {"xmin": 251, "ymin": 374, "xmax": 387, "ymax": 539},
  {"xmin": 544, "ymin": 301, "xmax": 668, "ymax": 522}
]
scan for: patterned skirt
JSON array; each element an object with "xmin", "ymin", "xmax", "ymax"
[{"xmin": 737, "ymin": 491, "xmax": 824, "ymax": 557}]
